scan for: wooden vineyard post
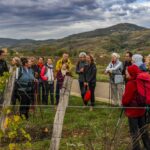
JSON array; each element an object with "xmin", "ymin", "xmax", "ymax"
[
  {"xmin": 0, "ymin": 67, "xmax": 16, "ymax": 131},
  {"xmin": 50, "ymin": 76, "xmax": 72, "ymax": 150}
]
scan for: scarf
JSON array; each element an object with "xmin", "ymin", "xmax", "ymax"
[{"xmin": 38, "ymin": 63, "xmax": 44, "ymax": 69}]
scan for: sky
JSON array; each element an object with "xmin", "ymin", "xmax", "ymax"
[{"xmin": 0, "ymin": 0, "xmax": 150, "ymax": 40}]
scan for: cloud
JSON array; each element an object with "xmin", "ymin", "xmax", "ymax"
[{"xmin": 0, "ymin": 0, "xmax": 149, "ymax": 39}]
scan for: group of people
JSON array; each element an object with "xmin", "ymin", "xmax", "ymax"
[
  {"xmin": 0, "ymin": 50, "xmax": 97, "ymax": 119},
  {"xmin": 105, "ymin": 52, "xmax": 150, "ymax": 106},
  {"xmin": 105, "ymin": 52, "xmax": 150, "ymax": 150},
  {"xmin": 1, "ymin": 48, "xmax": 150, "ymax": 149},
  {"xmin": 10, "ymin": 53, "xmax": 72, "ymax": 119}
]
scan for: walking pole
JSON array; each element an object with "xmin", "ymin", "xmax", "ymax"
[
  {"xmin": 146, "ymin": 105, "xmax": 150, "ymax": 124},
  {"xmin": 111, "ymin": 108, "xmax": 124, "ymax": 146},
  {"xmin": 109, "ymin": 82, "xmax": 111, "ymax": 106}
]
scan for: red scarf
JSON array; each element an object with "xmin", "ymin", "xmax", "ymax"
[
  {"xmin": 37, "ymin": 63, "xmax": 44, "ymax": 69},
  {"xmin": 112, "ymin": 60, "xmax": 116, "ymax": 65}
]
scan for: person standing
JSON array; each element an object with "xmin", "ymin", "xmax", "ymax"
[
  {"xmin": 0, "ymin": 50, "xmax": 8, "ymax": 76},
  {"xmin": 37, "ymin": 57, "xmax": 45, "ymax": 104},
  {"xmin": 132, "ymin": 54, "xmax": 147, "ymax": 72},
  {"xmin": 56, "ymin": 63, "xmax": 71, "ymax": 105},
  {"xmin": 122, "ymin": 65, "xmax": 150, "ymax": 150},
  {"xmin": 41, "ymin": 58, "xmax": 55, "ymax": 105},
  {"xmin": 122, "ymin": 51, "xmax": 133, "ymax": 83},
  {"xmin": 55, "ymin": 53, "xmax": 72, "ymax": 73},
  {"xmin": 83, "ymin": 55, "xmax": 97, "ymax": 111},
  {"xmin": 76, "ymin": 52, "xmax": 87, "ymax": 104},
  {"xmin": 17, "ymin": 58, "xmax": 34, "ymax": 120},
  {"xmin": 105, "ymin": 53, "xmax": 124, "ymax": 106},
  {"xmin": 0, "ymin": 50, "xmax": 8, "ymax": 104},
  {"xmin": 29, "ymin": 57, "xmax": 39, "ymax": 78},
  {"xmin": 11, "ymin": 57, "xmax": 21, "ymax": 105}
]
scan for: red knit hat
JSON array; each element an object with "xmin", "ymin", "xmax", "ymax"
[{"xmin": 127, "ymin": 65, "xmax": 142, "ymax": 79}]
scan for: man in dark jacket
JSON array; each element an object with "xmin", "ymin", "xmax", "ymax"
[
  {"xmin": 0, "ymin": 50, "xmax": 8, "ymax": 76},
  {"xmin": 122, "ymin": 51, "xmax": 133, "ymax": 83},
  {"xmin": 0, "ymin": 50, "xmax": 8, "ymax": 104},
  {"xmin": 76, "ymin": 52, "xmax": 87, "ymax": 103}
]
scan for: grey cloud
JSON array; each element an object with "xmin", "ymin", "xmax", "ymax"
[{"xmin": 0, "ymin": 0, "xmax": 149, "ymax": 39}]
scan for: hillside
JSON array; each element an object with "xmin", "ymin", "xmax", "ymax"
[
  {"xmin": 65, "ymin": 23, "xmax": 146, "ymax": 39},
  {"xmin": 0, "ymin": 23, "xmax": 150, "ymax": 55}
]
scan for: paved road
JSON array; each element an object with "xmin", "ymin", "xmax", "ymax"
[{"xmin": 71, "ymin": 79, "xmax": 110, "ymax": 103}]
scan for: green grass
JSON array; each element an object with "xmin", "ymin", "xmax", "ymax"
[{"xmin": 1, "ymin": 96, "xmax": 130, "ymax": 150}]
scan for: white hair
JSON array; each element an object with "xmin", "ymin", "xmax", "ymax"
[
  {"xmin": 111, "ymin": 53, "xmax": 120, "ymax": 59},
  {"xmin": 79, "ymin": 52, "xmax": 87, "ymax": 57}
]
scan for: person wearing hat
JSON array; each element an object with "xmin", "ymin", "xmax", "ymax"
[
  {"xmin": 105, "ymin": 53, "xmax": 124, "ymax": 106},
  {"xmin": 122, "ymin": 64, "xmax": 150, "ymax": 150},
  {"xmin": 76, "ymin": 52, "xmax": 87, "ymax": 104}
]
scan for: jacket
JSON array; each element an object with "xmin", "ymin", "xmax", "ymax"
[
  {"xmin": 122, "ymin": 65, "xmax": 145, "ymax": 118},
  {"xmin": 17, "ymin": 67, "xmax": 34, "ymax": 88},
  {"xmin": 56, "ymin": 69, "xmax": 71, "ymax": 89},
  {"xmin": 122, "ymin": 61, "xmax": 132, "ymax": 83},
  {"xmin": 56, "ymin": 70, "xmax": 65, "ymax": 89},
  {"xmin": 37, "ymin": 63, "xmax": 44, "ymax": 80},
  {"xmin": 76, "ymin": 61, "xmax": 86, "ymax": 82},
  {"xmin": 106, "ymin": 60, "xmax": 123, "ymax": 83},
  {"xmin": 55, "ymin": 58, "xmax": 72, "ymax": 73},
  {"xmin": 40, "ymin": 64, "xmax": 54, "ymax": 82},
  {"xmin": 0, "ymin": 59, "xmax": 8, "ymax": 76},
  {"xmin": 84, "ymin": 63, "xmax": 97, "ymax": 83}
]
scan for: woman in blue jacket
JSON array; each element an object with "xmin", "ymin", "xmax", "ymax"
[{"xmin": 17, "ymin": 58, "xmax": 34, "ymax": 120}]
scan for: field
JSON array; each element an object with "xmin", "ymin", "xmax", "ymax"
[{"xmin": 1, "ymin": 96, "xmax": 131, "ymax": 150}]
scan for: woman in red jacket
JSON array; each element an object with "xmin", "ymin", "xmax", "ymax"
[{"xmin": 122, "ymin": 65, "xmax": 150, "ymax": 150}]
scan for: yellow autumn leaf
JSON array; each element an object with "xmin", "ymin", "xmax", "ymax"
[
  {"xmin": 9, "ymin": 143, "xmax": 16, "ymax": 150},
  {"xmin": 3, "ymin": 117, "xmax": 9, "ymax": 129},
  {"xmin": 14, "ymin": 115, "xmax": 20, "ymax": 122},
  {"xmin": 6, "ymin": 109, "xmax": 11, "ymax": 115}
]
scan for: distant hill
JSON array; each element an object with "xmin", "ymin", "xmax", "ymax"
[
  {"xmin": 0, "ymin": 23, "xmax": 149, "ymax": 55},
  {"xmin": 65, "ymin": 23, "xmax": 147, "ymax": 39}
]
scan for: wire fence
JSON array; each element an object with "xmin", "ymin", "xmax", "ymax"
[{"xmin": 0, "ymin": 100, "xmax": 150, "ymax": 150}]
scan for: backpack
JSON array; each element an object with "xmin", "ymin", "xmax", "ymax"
[{"xmin": 135, "ymin": 72, "xmax": 150, "ymax": 107}]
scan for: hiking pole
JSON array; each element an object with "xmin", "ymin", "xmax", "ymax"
[
  {"xmin": 109, "ymin": 82, "xmax": 111, "ymax": 106},
  {"xmin": 111, "ymin": 108, "xmax": 124, "ymax": 146},
  {"xmin": 146, "ymin": 105, "xmax": 150, "ymax": 124}
]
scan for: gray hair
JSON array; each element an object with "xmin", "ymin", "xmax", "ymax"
[
  {"xmin": 79, "ymin": 52, "xmax": 87, "ymax": 57},
  {"xmin": 132, "ymin": 54, "xmax": 143, "ymax": 67}
]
